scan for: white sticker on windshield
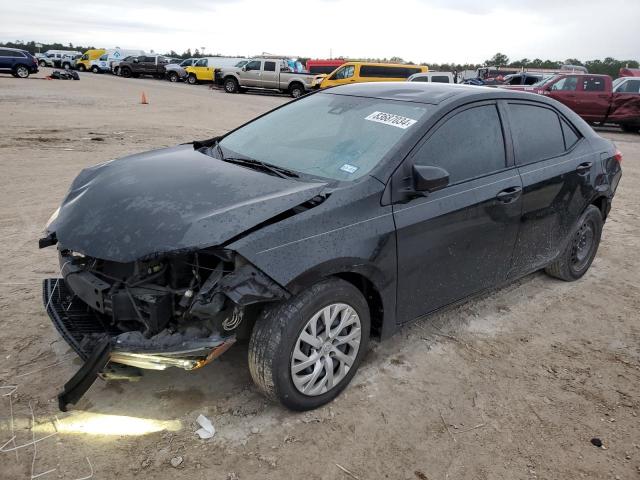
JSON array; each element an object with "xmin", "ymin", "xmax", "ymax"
[
  {"xmin": 365, "ymin": 111, "xmax": 417, "ymax": 129},
  {"xmin": 340, "ymin": 164, "xmax": 359, "ymax": 174}
]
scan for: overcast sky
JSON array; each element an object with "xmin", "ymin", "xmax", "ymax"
[{"xmin": 1, "ymin": 0, "xmax": 638, "ymax": 63}]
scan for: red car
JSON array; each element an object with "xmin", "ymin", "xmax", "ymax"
[{"xmin": 509, "ymin": 74, "xmax": 640, "ymax": 133}]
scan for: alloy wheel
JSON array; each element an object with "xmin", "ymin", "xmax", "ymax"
[
  {"xmin": 290, "ymin": 303, "xmax": 361, "ymax": 396},
  {"xmin": 16, "ymin": 66, "xmax": 29, "ymax": 78}
]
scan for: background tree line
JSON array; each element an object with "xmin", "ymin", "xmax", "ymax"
[{"xmin": 2, "ymin": 41, "xmax": 638, "ymax": 78}]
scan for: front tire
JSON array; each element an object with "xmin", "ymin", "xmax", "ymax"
[
  {"xmin": 249, "ymin": 278, "xmax": 370, "ymax": 411},
  {"xmin": 120, "ymin": 67, "xmax": 131, "ymax": 78},
  {"xmin": 38, "ymin": 60, "xmax": 47, "ymax": 67},
  {"xmin": 91, "ymin": 66, "xmax": 99, "ymax": 73},
  {"xmin": 224, "ymin": 77, "xmax": 239, "ymax": 93},
  {"xmin": 545, "ymin": 205, "xmax": 603, "ymax": 281},
  {"xmin": 78, "ymin": 64, "xmax": 86, "ymax": 72},
  {"xmin": 187, "ymin": 73, "xmax": 198, "ymax": 85},
  {"xmin": 167, "ymin": 71, "xmax": 179, "ymax": 82}
]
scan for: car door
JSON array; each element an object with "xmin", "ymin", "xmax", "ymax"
[
  {"xmin": 190, "ymin": 58, "xmax": 208, "ymax": 79},
  {"xmin": 548, "ymin": 75, "xmax": 580, "ymax": 112},
  {"xmin": 504, "ymin": 101, "xmax": 597, "ymax": 278},
  {"xmin": 261, "ymin": 60, "xmax": 278, "ymax": 88},
  {"xmin": 239, "ymin": 60, "xmax": 262, "ymax": 87},
  {"xmin": 143, "ymin": 56, "xmax": 157, "ymax": 75},
  {"xmin": 576, "ymin": 76, "xmax": 611, "ymax": 122},
  {"xmin": 393, "ymin": 102, "xmax": 523, "ymax": 322},
  {"xmin": 0, "ymin": 49, "xmax": 12, "ymax": 70}
]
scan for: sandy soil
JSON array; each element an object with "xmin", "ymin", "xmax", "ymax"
[{"xmin": 0, "ymin": 68, "xmax": 639, "ymax": 480}]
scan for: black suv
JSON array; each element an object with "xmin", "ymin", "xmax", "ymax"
[
  {"xmin": 0, "ymin": 47, "xmax": 39, "ymax": 78},
  {"xmin": 41, "ymin": 83, "xmax": 622, "ymax": 411}
]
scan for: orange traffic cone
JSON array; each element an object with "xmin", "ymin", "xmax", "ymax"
[{"xmin": 141, "ymin": 92, "xmax": 148, "ymax": 104}]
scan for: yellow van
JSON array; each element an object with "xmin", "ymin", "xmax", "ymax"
[
  {"xmin": 318, "ymin": 62, "xmax": 428, "ymax": 89},
  {"xmin": 76, "ymin": 49, "xmax": 106, "ymax": 72}
]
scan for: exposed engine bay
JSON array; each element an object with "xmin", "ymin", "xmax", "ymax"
[{"xmin": 43, "ymin": 245, "xmax": 289, "ymax": 410}]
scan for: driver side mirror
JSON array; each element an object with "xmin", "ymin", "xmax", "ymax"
[
  {"xmin": 241, "ymin": 66, "xmax": 247, "ymax": 71},
  {"xmin": 412, "ymin": 165, "xmax": 449, "ymax": 193},
  {"xmin": 133, "ymin": 58, "xmax": 139, "ymax": 63}
]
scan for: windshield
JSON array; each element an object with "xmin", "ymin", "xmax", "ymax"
[{"xmin": 219, "ymin": 92, "xmax": 430, "ymax": 181}]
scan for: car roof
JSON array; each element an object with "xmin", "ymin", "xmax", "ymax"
[
  {"xmin": 325, "ymin": 81, "xmax": 545, "ymax": 105},
  {"xmin": 3, "ymin": 47, "xmax": 29, "ymax": 53}
]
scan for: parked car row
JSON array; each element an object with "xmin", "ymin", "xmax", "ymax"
[
  {"xmin": 502, "ymin": 73, "xmax": 640, "ymax": 133},
  {"xmin": 0, "ymin": 47, "xmax": 39, "ymax": 78}
]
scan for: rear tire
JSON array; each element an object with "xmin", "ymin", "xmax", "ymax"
[
  {"xmin": 289, "ymin": 82, "xmax": 305, "ymax": 98},
  {"xmin": 224, "ymin": 77, "xmax": 239, "ymax": 93},
  {"xmin": 14, "ymin": 65, "xmax": 30, "ymax": 78},
  {"xmin": 545, "ymin": 205, "xmax": 603, "ymax": 281},
  {"xmin": 248, "ymin": 278, "xmax": 370, "ymax": 411}
]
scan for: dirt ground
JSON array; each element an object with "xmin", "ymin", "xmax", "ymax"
[{"xmin": 0, "ymin": 68, "xmax": 639, "ymax": 480}]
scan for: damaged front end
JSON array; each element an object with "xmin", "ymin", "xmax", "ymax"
[{"xmin": 43, "ymin": 246, "xmax": 288, "ymax": 411}]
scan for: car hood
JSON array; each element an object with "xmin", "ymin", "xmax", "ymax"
[{"xmin": 47, "ymin": 145, "xmax": 326, "ymax": 262}]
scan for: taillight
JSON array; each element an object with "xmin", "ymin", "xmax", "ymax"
[{"xmin": 613, "ymin": 149, "xmax": 623, "ymax": 164}]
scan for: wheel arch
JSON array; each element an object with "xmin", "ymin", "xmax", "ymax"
[
  {"xmin": 284, "ymin": 259, "xmax": 395, "ymax": 340},
  {"xmin": 590, "ymin": 195, "xmax": 609, "ymax": 221}
]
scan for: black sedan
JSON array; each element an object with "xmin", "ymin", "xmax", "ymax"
[{"xmin": 41, "ymin": 82, "xmax": 622, "ymax": 411}]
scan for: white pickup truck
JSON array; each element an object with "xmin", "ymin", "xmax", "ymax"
[{"xmin": 216, "ymin": 58, "xmax": 323, "ymax": 97}]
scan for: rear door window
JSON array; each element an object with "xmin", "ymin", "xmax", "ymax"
[
  {"xmin": 413, "ymin": 104, "xmax": 506, "ymax": 184},
  {"xmin": 431, "ymin": 75, "xmax": 450, "ymax": 83},
  {"xmin": 508, "ymin": 104, "xmax": 566, "ymax": 165},
  {"xmin": 581, "ymin": 76, "xmax": 605, "ymax": 91},
  {"xmin": 264, "ymin": 61, "xmax": 276, "ymax": 72}
]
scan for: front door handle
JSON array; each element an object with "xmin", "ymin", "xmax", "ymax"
[
  {"xmin": 496, "ymin": 186, "xmax": 522, "ymax": 203},
  {"xmin": 576, "ymin": 161, "xmax": 593, "ymax": 174}
]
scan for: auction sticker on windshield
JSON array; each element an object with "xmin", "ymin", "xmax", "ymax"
[{"xmin": 365, "ymin": 111, "xmax": 417, "ymax": 129}]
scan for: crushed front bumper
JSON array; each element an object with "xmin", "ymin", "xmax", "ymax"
[{"xmin": 43, "ymin": 278, "xmax": 236, "ymax": 410}]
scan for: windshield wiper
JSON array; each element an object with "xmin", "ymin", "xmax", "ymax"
[{"xmin": 214, "ymin": 144, "xmax": 299, "ymax": 179}]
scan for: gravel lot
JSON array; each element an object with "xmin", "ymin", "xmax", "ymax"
[{"xmin": 1, "ymin": 68, "xmax": 639, "ymax": 480}]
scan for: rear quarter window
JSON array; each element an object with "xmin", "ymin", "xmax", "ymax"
[
  {"xmin": 508, "ymin": 104, "xmax": 565, "ymax": 165},
  {"xmin": 561, "ymin": 119, "xmax": 581, "ymax": 150}
]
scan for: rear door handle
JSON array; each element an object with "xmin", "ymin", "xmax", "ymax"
[
  {"xmin": 496, "ymin": 186, "xmax": 522, "ymax": 203},
  {"xmin": 576, "ymin": 161, "xmax": 593, "ymax": 173}
]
